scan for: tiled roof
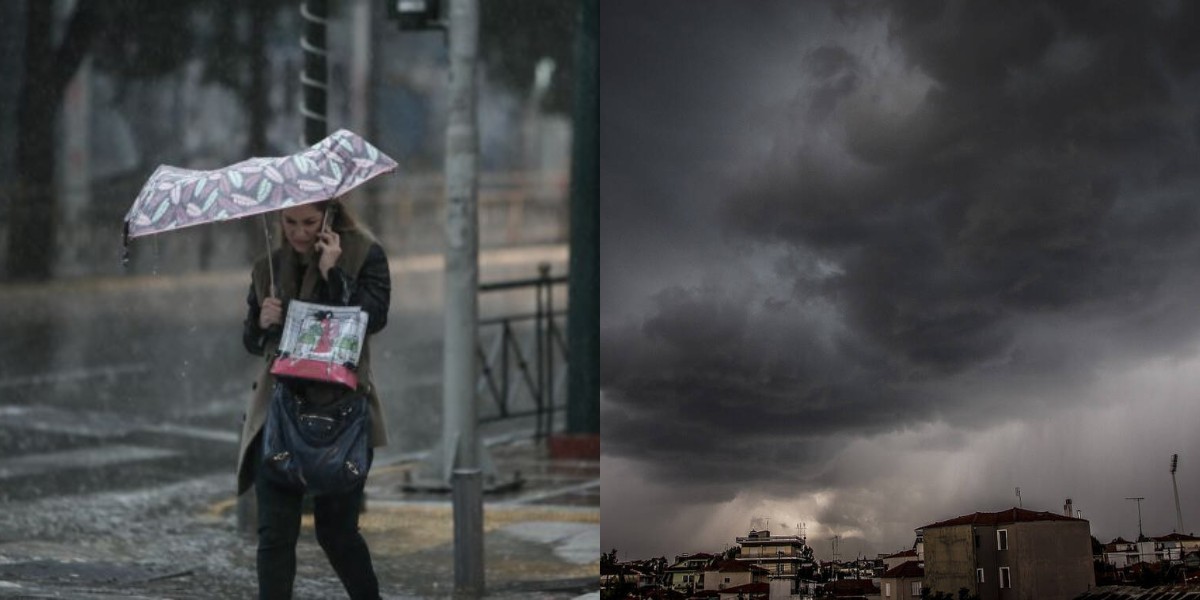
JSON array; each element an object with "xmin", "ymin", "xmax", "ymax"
[
  {"xmin": 669, "ymin": 553, "xmax": 717, "ymax": 570},
  {"xmin": 920, "ymin": 507, "xmax": 1085, "ymax": 529},
  {"xmin": 1154, "ymin": 533, "xmax": 1200, "ymax": 542},
  {"xmin": 882, "ymin": 560, "xmax": 925, "ymax": 579},
  {"xmin": 1075, "ymin": 584, "xmax": 1200, "ymax": 599},
  {"xmin": 883, "ymin": 549, "xmax": 919, "ymax": 559},
  {"xmin": 641, "ymin": 588, "xmax": 689, "ymax": 600},
  {"xmin": 719, "ymin": 582, "xmax": 770, "ymax": 594}
]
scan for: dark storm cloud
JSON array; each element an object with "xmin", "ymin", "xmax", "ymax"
[
  {"xmin": 602, "ymin": 0, "xmax": 1200, "ymax": 506},
  {"xmin": 599, "ymin": 3, "xmax": 821, "ymax": 320},
  {"xmin": 719, "ymin": 1, "xmax": 1200, "ymax": 375}
]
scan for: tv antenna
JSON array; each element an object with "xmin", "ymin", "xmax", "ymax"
[
  {"xmin": 1015, "ymin": 487, "xmax": 1022, "ymax": 508},
  {"xmin": 1126, "ymin": 497, "xmax": 1146, "ymax": 541},
  {"xmin": 1171, "ymin": 454, "xmax": 1185, "ymax": 533}
]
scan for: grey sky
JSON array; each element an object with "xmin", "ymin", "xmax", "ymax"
[{"xmin": 601, "ymin": 0, "xmax": 1200, "ymax": 561}]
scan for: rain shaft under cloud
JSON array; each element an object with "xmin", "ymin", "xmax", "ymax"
[{"xmin": 601, "ymin": 0, "xmax": 1200, "ymax": 560}]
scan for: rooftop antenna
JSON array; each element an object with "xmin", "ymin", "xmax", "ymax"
[
  {"xmin": 1171, "ymin": 454, "xmax": 1185, "ymax": 533},
  {"xmin": 1126, "ymin": 497, "xmax": 1146, "ymax": 541},
  {"xmin": 1015, "ymin": 487, "xmax": 1022, "ymax": 508}
]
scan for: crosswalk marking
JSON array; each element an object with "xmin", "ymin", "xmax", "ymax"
[
  {"xmin": 0, "ymin": 363, "xmax": 150, "ymax": 390},
  {"xmin": 0, "ymin": 404, "xmax": 238, "ymax": 444},
  {"xmin": 0, "ymin": 445, "xmax": 180, "ymax": 481},
  {"xmin": 138, "ymin": 423, "xmax": 239, "ymax": 444},
  {"xmin": 0, "ymin": 405, "xmax": 140, "ymax": 437}
]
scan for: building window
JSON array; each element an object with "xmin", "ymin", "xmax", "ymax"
[
  {"xmin": 884, "ymin": 582, "xmax": 891, "ymax": 597},
  {"xmin": 977, "ymin": 568, "xmax": 985, "ymax": 583},
  {"xmin": 911, "ymin": 581, "xmax": 923, "ymax": 596},
  {"xmin": 724, "ymin": 577, "xmax": 731, "ymax": 584},
  {"xmin": 974, "ymin": 533, "xmax": 980, "ymax": 548},
  {"xmin": 999, "ymin": 567, "xmax": 1011, "ymax": 589},
  {"xmin": 997, "ymin": 529, "xmax": 1008, "ymax": 550}
]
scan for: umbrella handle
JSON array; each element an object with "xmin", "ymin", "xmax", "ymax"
[{"xmin": 261, "ymin": 214, "xmax": 277, "ymax": 297}]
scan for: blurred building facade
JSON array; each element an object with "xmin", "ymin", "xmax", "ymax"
[{"xmin": 0, "ymin": 0, "xmax": 574, "ymax": 282}]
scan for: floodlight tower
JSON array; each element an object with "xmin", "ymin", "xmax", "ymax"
[{"xmin": 1171, "ymin": 454, "xmax": 1185, "ymax": 534}]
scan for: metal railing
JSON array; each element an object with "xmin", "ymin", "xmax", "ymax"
[{"xmin": 476, "ymin": 263, "xmax": 568, "ymax": 439}]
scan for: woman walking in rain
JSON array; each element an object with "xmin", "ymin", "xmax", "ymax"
[{"xmin": 237, "ymin": 199, "xmax": 390, "ymax": 600}]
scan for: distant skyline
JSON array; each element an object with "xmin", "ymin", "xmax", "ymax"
[{"xmin": 601, "ymin": 0, "xmax": 1200, "ymax": 561}]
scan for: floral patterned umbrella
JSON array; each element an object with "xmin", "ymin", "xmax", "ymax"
[{"xmin": 123, "ymin": 128, "xmax": 397, "ymax": 245}]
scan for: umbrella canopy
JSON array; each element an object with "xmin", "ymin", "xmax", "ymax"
[{"xmin": 123, "ymin": 128, "xmax": 397, "ymax": 244}]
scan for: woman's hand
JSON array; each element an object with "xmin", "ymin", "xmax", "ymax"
[
  {"xmin": 316, "ymin": 230, "xmax": 342, "ymax": 280},
  {"xmin": 259, "ymin": 296, "xmax": 284, "ymax": 330}
]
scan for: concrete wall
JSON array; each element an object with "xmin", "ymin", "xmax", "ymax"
[
  {"xmin": 881, "ymin": 576, "xmax": 922, "ymax": 600},
  {"xmin": 924, "ymin": 524, "xmax": 978, "ymax": 598},
  {"xmin": 705, "ymin": 569, "xmax": 752, "ymax": 591},
  {"xmin": 1011, "ymin": 521, "xmax": 1095, "ymax": 600}
]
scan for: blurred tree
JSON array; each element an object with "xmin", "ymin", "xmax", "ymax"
[
  {"xmin": 479, "ymin": 0, "xmax": 576, "ymax": 115},
  {"xmin": 90, "ymin": 1, "xmax": 199, "ymax": 79},
  {"xmin": 197, "ymin": 0, "xmax": 296, "ymax": 154},
  {"xmin": 8, "ymin": 0, "xmax": 102, "ymax": 280},
  {"xmin": 7, "ymin": 0, "xmax": 294, "ymax": 279}
]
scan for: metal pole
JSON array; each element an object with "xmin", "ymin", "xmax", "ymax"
[
  {"xmin": 1126, "ymin": 497, "xmax": 1145, "ymax": 541},
  {"xmin": 1172, "ymin": 454, "xmax": 1185, "ymax": 533},
  {"xmin": 501, "ymin": 320, "xmax": 510, "ymax": 418},
  {"xmin": 566, "ymin": 0, "xmax": 599, "ymax": 435},
  {"xmin": 535, "ymin": 264, "xmax": 546, "ymax": 439},
  {"xmin": 542, "ymin": 263, "xmax": 555, "ymax": 437},
  {"xmin": 300, "ymin": 0, "xmax": 328, "ymax": 145},
  {"xmin": 443, "ymin": 0, "xmax": 483, "ymax": 593},
  {"xmin": 452, "ymin": 469, "xmax": 484, "ymax": 593}
]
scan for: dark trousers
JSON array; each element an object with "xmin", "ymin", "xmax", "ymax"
[{"xmin": 255, "ymin": 469, "xmax": 381, "ymax": 600}]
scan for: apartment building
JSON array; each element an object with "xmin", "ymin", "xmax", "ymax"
[{"xmin": 920, "ymin": 507, "xmax": 1094, "ymax": 600}]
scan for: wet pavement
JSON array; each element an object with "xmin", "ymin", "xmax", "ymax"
[
  {"xmin": 0, "ymin": 436, "xmax": 599, "ymax": 599},
  {"xmin": 0, "ymin": 244, "xmax": 598, "ymax": 598}
]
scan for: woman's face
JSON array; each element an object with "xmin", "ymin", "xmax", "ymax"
[{"xmin": 281, "ymin": 204, "xmax": 324, "ymax": 255}]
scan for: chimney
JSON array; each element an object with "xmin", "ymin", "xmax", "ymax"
[{"xmin": 1064, "ymin": 498, "xmax": 1073, "ymax": 517}]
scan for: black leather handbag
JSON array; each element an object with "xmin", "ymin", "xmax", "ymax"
[{"xmin": 260, "ymin": 381, "xmax": 372, "ymax": 495}]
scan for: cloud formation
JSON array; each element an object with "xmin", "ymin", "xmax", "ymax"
[{"xmin": 601, "ymin": 0, "xmax": 1200, "ymax": 559}]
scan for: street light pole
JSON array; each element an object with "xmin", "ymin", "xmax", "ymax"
[
  {"xmin": 565, "ymin": 0, "xmax": 598, "ymax": 438},
  {"xmin": 443, "ymin": 0, "xmax": 483, "ymax": 594}
]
